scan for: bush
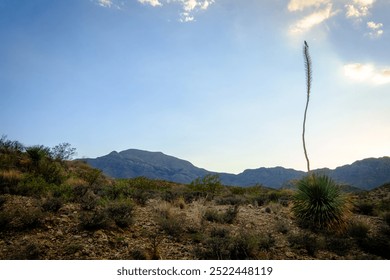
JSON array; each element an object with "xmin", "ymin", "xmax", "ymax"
[
  {"xmin": 204, "ymin": 206, "xmax": 239, "ymax": 224},
  {"xmin": 0, "ymin": 198, "xmax": 43, "ymax": 231},
  {"xmin": 0, "ymin": 170, "xmax": 22, "ymax": 194},
  {"xmin": 353, "ymin": 201, "xmax": 374, "ymax": 216},
  {"xmin": 383, "ymin": 212, "xmax": 390, "ymax": 227},
  {"xmin": 105, "ymin": 200, "xmax": 134, "ymax": 228},
  {"xmin": 79, "ymin": 209, "xmax": 109, "ymax": 230},
  {"xmin": 42, "ymin": 196, "xmax": 63, "ymax": 212},
  {"xmin": 325, "ymin": 236, "xmax": 353, "ymax": 256},
  {"xmin": 190, "ymin": 174, "xmax": 222, "ymax": 199},
  {"xmin": 292, "ymin": 174, "xmax": 351, "ymax": 232},
  {"xmin": 347, "ymin": 220, "xmax": 369, "ymax": 239},
  {"xmin": 358, "ymin": 234, "xmax": 390, "ymax": 259},
  {"xmin": 288, "ymin": 232, "xmax": 319, "ymax": 257}
]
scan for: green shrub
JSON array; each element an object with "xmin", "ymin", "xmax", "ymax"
[
  {"xmin": 358, "ymin": 234, "xmax": 390, "ymax": 259},
  {"xmin": 190, "ymin": 174, "xmax": 222, "ymax": 199},
  {"xmin": 42, "ymin": 196, "xmax": 63, "ymax": 212},
  {"xmin": 347, "ymin": 220, "xmax": 369, "ymax": 239},
  {"xmin": 0, "ymin": 199, "xmax": 43, "ymax": 231},
  {"xmin": 383, "ymin": 212, "xmax": 390, "ymax": 227},
  {"xmin": 8, "ymin": 241, "xmax": 42, "ymax": 260},
  {"xmin": 79, "ymin": 209, "xmax": 109, "ymax": 230},
  {"xmin": 132, "ymin": 188, "xmax": 154, "ymax": 206},
  {"xmin": 105, "ymin": 200, "xmax": 134, "ymax": 228},
  {"xmin": 325, "ymin": 236, "xmax": 353, "ymax": 256},
  {"xmin": 292, "ymin": 174, "xmax": 351, "ymax": 231},
  {"xmin": 16, "ymin": 174, "xmax": 49, "ymax": 197},
  {"xmin": 353, "ymin": 201, "xmax": 374, "ymax": 216},
  {"xmin": 288, "ymin": 232, "xmax": 319, "ymax": 257}
]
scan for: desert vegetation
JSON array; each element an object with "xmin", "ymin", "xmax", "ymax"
[{"xmin": 0, "ymin": 136, "xmax": 389, "ymax": 259}]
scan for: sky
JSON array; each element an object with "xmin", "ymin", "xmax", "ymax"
[{"xmin": 1, "ymin": 0, "xmax": 389, "ymax": 174}]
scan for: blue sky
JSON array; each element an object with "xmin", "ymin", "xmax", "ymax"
[{"xmin": 1, "ymin": 0, "xmax": 389, "ymax": 173}]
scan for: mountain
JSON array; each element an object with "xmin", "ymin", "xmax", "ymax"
[
  {"xmin": 83, "ymin": 150, "xmax": 390, "ymax": 190},
  {"xmin": 83, "ymin": 149, "xmax": 209, "ymax": 184}
]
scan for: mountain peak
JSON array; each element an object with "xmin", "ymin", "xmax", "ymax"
[{"xmin": 83, "ymin": 150, "xmax": 390, "ymax": 190}]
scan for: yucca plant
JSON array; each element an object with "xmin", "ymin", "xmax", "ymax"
[
  {"xmin": 293, "ymin": 42, "xmax": 351, "ymax": 231},
  {"xmin": 292, "ymin": 175, "xmax": 351, "ymax": 231}
]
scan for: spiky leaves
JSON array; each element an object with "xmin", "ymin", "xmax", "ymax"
[
  {"xmin": 302, "ymin": 41, "xmax": 312, "ymax": 173},
  {"xmin": 292, "ymin": 175, "xmax": 351, "ymax": 232}
]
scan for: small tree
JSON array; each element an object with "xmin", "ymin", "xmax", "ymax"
[
  {"xmin": 51, "ymin": 143, "xmax": 77, "ymax": 161},
  {"xmin": 190, "ymin": 174, "xmax": 222, "ymax": 199}
]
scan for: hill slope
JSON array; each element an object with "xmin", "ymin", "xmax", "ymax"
[{"xmin": 84, "ymin": 150, "xmax": 390, "ymax": 190}]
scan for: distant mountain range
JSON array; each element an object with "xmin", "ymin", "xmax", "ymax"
[{"xmin": 83, "ymin": 149, "xmax": 390, "ymax": 190}]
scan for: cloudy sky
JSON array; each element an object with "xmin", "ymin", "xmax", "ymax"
[{"xmin": 1, "ymin": 0, "xmax": 389, "ymax": 173}]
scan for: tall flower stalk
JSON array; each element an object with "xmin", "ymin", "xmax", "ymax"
[{"xmin": 302, "ymin": 41, "xmax": 312, "ymax": 173}]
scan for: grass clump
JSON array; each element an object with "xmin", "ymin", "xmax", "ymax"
[{"xmin": 292, "ymin": 174, "xmax": 351, "ymax": 232}]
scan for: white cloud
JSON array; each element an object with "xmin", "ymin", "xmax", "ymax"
[
  {"xmin": 345, "ymin": 0, "xmax": 375, "ymax": 19},
  {"xmin": 138, "ymin": 0, "xmax": 162, "ymax": 7},
  {"xmin": 344, "ymin": 63, "xmax": 390, "ymax": 85},
  {"xmin": 367, "ymin": 21, "xmax": 384, "ymax": 38},
  {"xmin": 171, "ymin": 0, "xmax": 215, "ymax": 22},
  {"xmin": 288, "ymin": 0, "xmax": 330, "ymax": 12},
  {"xmin": 97, "ymin": 0, "xmax": 113, "ymax": 8},
  {"xmin": 137, "ymin": 0, "xmax": 215, "ymax": 22},
  {"xmin": 289, "ymin": 4, "xmax": 334, "ymax": 34}
]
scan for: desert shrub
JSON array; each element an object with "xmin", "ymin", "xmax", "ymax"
[
  {"xmin": 129, "ymin": 248, "xmax": 148, "ymax": 260},
  {"xmin": 358, "ymin": 234, "xmax": 390, "ymax": 259},
  {"xmin": 353, "ymin": 201, "xmax": 375, "ymax": 216},
  {"xmin": 80, "ymin": 190, "xmax": 99, "ymax": 210},
  {"xmin": 347, "ymin": 220, "xmax": 369, "ymax": 239},
  {"xmin": 105, "ymin": 199, "xmax": 134, "ymax": 228},
  {"xmin": 0, "ymin": 199, "xmax": 43, "ymax": 231},
  {"xmin": 64, "ymin": 242, "xmax": 84, "ymax": 255},
  {"xmin": 154, "ymin": 203, "xmax": 183, "ymax": 238},
  {"xmin": 229, "ymin": 232, "xmax": 262, "ymax": 259},
  {"xmin": 0, "ymin": 196, "xmax": 6, "ymax": 208},
  {"xmin": 190, "ymin": 174, "xmax": 222, "ymax": 199},
  {"xmin": 204, "ymin": 206, "xmax": 239, "ymax": 224},
  {"xmin": 275, "ymin": 219, "xmax": 290, "ymax": 234},
  {"xmin": 288, "ymin": 232, "xmax": 319, "ymax": 257},
  {"xmin": 194, "ymin": 227, "xmax": 231, "ymax": 259},
  {"xmin": 215, "ymin": 195, "xmax": 246, "ymax": 206},
  {"xmin": 0, "ymin": 169, "xmax": 23, "ymax": 194},
  {"xmin": 292, "ymin": 175, "xmax": 351, "ymax": 232},
  {"xmin": 16, "ymin": 174, "xmax": 49, "ymax": 197},
  {"xmin": 383, "ymin": 212, "xmax": 390, "ymax": 227},
  {"xmin": 79, "ymin": 209, "xmax": 109, "ymax": 230},
  {"xmin": 132, "ymin": 188, "xmax": 154, "ymax": 206},
  {"xmin": 251, "ymin": 195, "xmax": 268, "ymax": 207},
  {"xmin": 42, "ymin": 196, "xmax": 63, "ymax": 212},
  {"xmin": 7, "ymin": 241, "xmax": 42, "ymax": 260},
  {"xmin": 325, "ymin": 236, "xmax": 353, "ymax": 256}
]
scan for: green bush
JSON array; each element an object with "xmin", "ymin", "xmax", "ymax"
[
  {"xmin": 105, "ymin": 200, "xmax": 134, "ymax": 228},
  {"xmin": 190, "ymin": 174, "xmax": 222, "ymax": 199},
  {"xmin": 0, "ymin": 199, "xmax": 43, "ymax": 231},
  {"xmin": 353, "ymin": 201, "xmax": 374, "ymax": 216},
  {"xmin": 288, "ymin": 232, "xmax": 319, "ymax": 257},
  {"xmin": 347, "ymin": 220, "xmax": 369, "ymax": 239},
  {"xmin": 42, "ymin": 196, "xmax": 63, "ymax": 212},
  {"xmin": 325, "ymin": 236, "xmax": 353, "ymax": 256},
  {"xmin": 79, "ymin": 209, "xmax": 109, "ymax": 230},
  {"xmin": 292, "ymin": 174, "xmax": 351, "ymax": 231}
]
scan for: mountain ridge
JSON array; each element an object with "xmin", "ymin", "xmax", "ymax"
[{"xmin": 83, "ymin": 149, "xmax": 390, "ymax": 190}]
